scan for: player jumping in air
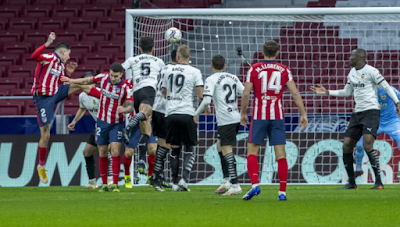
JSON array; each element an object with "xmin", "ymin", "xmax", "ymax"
[
  {"xmin": 62, "ymin": 63, "xmax": 134, "ymax": 192},
  {"xmin": 354, "ymin": 86, "xmax": 400, "ymax": 180},
  {"xmin": 122, "ymin": 37, "xmax": 165, "ymax": 175},
  {"xmin": 241, "ymin": 40, "xmax": 308, "ymax": 201},
  {"xmin": 195, "ymin": 54, "xmax": 244, "ymax": 196},
  {"xmin": 162, "ymin": 45, "xmax": 204, "ymax": 191},
  {"xmin": 311, "ymin": 49, "xmax": 400, "ymax": 190}
]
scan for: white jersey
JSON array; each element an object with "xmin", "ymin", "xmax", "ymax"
[
  {"xmin": 203, "ymin": 72, "xmax": 244, "ymax": 126},
  {"xmin": 79, "ymin": 88, "xmax": 100, "ymax": 121},
  {"xmin": 347, "ymin": 64, "xmax": 384, "ymax": 112},
  {"xmin": 153, "ymin": 64, "xmax": 174, "ymax": 114},
  {"xmin": 162, "ymin": 64, "xmax": 204, "ymax": 116},
  {"xmin": 122, "ymin": 53, "xmax": 165, "ymax": 92}
]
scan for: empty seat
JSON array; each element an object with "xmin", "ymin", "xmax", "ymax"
[
  {"xmin": 71, "ymin": 65, "xmax": 99, "ymax": 77},
  {"xmin": 24, "ymin": 77, "xmax": 35, "ymax": 89},
  {"xmin": 9, "ymin": 18, "xmax": 37, "ymax": 30},
  {"xmin": 63, "ymin": 0, "xmax": 91, "ymax": 4},
  {"xmin": 82, "ymin": 5, "xmax": 109, "ymax": 17},
  {"xmin": 7, "ymin": 66, "xmax": 34, "ymax": 78},
  {"xmin": 21, "ymin": 54, "xmax": 38, "ymax": 67},
  {"xmin": 0, "ymin": 6, "xmax": 21, "ymax": 18},
  {"xmin": 63, "ymin": 100, "xmax": 80, "ymax": 115},
  {"xmin": 0, "ymin": 90, "xmax": 9, "ymax": 96},
  {"xmin": 3, "ymin": 42, "xmax": 32, "ymax": 54},
  {"xmin": 110, "ymin": 4, "xmax": 131, "ymax": 16},
  {"xmin": 2, "ymin": 0, "xmax": 31, "ymax": 5},
  {"xmin": 97, "ymin": 16, "xmax": 124, "ymax": 29},
  {"xmin": 53, "ymin": 30, "xmax": 81, "ymax": 42},
  {"xmin": 23, "ymin": 100, "xmax": 37, "ymax": 115},
  {"xmin": 112, "ymin": 52, "xmax": 126, "ymax": 63},
  {"xmin": 0, "ymin": 30, "xmax": 23, "ymax": 45},
  {"xmin": 0, "ymin": 54, "xmax": 19, "ymax": 68},
  {"xmin": 53, "ymin": 5, "xmax": 80, "ymax": 17},
  {"xmin": 99, "ymin": 64, "xmax": 110, "ymax": 73},
  {"xmin": 69, "ymin": 41, "xmax": 94, "ymax": 54},
  {"xmin": 9, "ymin": 89, "xmax": 31, "ymax": 96},
  {"xmin": 67, "ymin": 17, "xmax": 95, "ymax": 29},
  {"xmin": 24, "ymin": 5, "xmax": 52, "ymax": 17},
  {"xmin": 37, "ymin": 17, "xmax": 65, "ymax": 30},
  {"xmin": 0, "ymin": 20, "xmax": 6, "ymax": 30},
  {"xmin": 34, "ymin": 0, "xmax": 62, "ymax": 5},
  {"xmin": 23, "ymin": 30, "xmax": 51, "ymax": 43},
  {"xmin": 111, "ymin": 28, "xmax": 125, "ymax": 41},
  {"xmin": 0, "ymin": 100, "xmax": 23, "ymax": 116},
  {"xmin": 0, "ymin": 78, "xmax": 22, "ymax": 90},
  {"xmin": 82, "ymin": 29, "xmax": 111, "ymax": 42},
  {"xmin": 97, "ymin": 41, "xmax": 124, "ymax": 53},
  {"xmin": 83, "ymin": 53, "xmax": 111, "ymax": 65}
]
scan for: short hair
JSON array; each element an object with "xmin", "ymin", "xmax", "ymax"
[
  {"xmin": 81, "ymin": 72, "xmax": 95, "ymax": 78},
  {"xmin": 177, "ymin": 44, "xmax": 190, "ymax": 59},
  {"xmin": 212, "ymin": 55, "xmax": 225, "ymax": 70},
  {"xmin": 263, "ymin": 40, "xmax": 279, "ymax": 58},
  {"xmin": 171, "ymin": 49, "xmax": 177, "ymax": 62},
  {"xmin": 55, "ymin": 42, "xmax": 71, "ymax": 51},
  {"xmin": 139, "ymin": 37, "xmax": 154, "ymax": 53},
  {"xmin": 354, "ymin": 48, "xmax": 367, "ymax": 59},
  {"xmin": 110, "ymin": 62, "xmax": 125, "ymax": 73}
]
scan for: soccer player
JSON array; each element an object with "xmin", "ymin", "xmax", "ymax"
[
  {"xmin": 150, "ymin": 50, "xmax": 177, "ymax": 192},
  {"xmin": 195, "ymin": 54, "xmax": 244, "ymax": 195},
  {"xmin": 354, "ymin": 86, "xmax": 400, "ymax": 180},
  {"xmin": 161, "ymin": 44, "xmax": 204, "ymax": 191},
  {"xmin": 61, "ymin": 62, "xmax": 133, "ymax": 192},
  {"xmin": 241, "ymin": 40, "xmax": 308, "ymax": 201},
  {"xmin": 311, "ymin": 49, "xmax": 400, "ymax": 190},
  {"xmin": 122, "ymin": 37, "xmax": 165, "ymax": 175},
  {"xmin": 32, "ymin": 32, "xmax": 84, "ymax": 184}
]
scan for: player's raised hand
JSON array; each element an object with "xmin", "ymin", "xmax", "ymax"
[
  {"xmin": 66, "ymin": 62, "xmax": 78, "ymax": 75},
  {"xmin": 45, "ymin": 32, "xmax": 56, "ymax": 47},
  {"xmin": 299, "ymin": 114, "xmax": 308, "ymax": 130},
  {"xmin": 310, "ymin": 84, "xmax": 328, "ymax": 95},
  {"xmin": 240, "ymin": 114, "xmax": 249, "ymax": 128},
  {"xmin": 68, "ymin": 122, "xmax": 75, "ymax": 131}
]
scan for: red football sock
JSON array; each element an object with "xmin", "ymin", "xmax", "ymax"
[
  {"xmin": 99, "ymin": 157, "xmax": 108, "ymax": 185},
  {"xmin": 277, "ymin": 158, "xmax": 288, "ymax": 192},
  {"xmin": 123, "ymin": 154, "xmax": 132, "ymax": 176},
  {"xmin": 247, "ymin": 154, "xmax": 259, "ymax": 185},
  {"xmin": 112, "ymin": 156, "xmax": 121, "ymax": 185},
  {"xmin": 148, "ymin": 154, "xmax": 156, "ymax": 177},
  {"xmin": 38, "ymin": 146, "xmax": 47, "ymax": 166}
]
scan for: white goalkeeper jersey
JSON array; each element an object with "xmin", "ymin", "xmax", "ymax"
[
  {"xmin": 79, "ymin": 88, "xmax": 100, "ymax": 121},
  {"xmin": 153, "ymin": 64, "xmax": 174, "ymax": 114},
  {"xmin": 122, "ymin": 54, "xmax": 165, "ymax": 92},
  {"xmin": 162, "ymin": 64, "xmax": 204, "ymax": 117},
  {"xmin": 203, "ymin": 72, "xmax": 244, "ymax": 126},
  {"xmin": 347, "ymin": 64, "xmax": 384, "ymax": 113}
]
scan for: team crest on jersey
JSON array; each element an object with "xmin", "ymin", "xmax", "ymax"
[
  {"xmin": 361, "ymin": 74, "xmax": 365, "ymax": 79},
  {"xmin": 381, "ymin": 94, "xmax": 386, "ymax": 100}
]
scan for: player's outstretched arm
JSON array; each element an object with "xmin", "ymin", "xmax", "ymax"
[
  {"xmin": 61, "ymin": 76, "xmax": 94, "ymax": 85},
  {"xmin": 240, "ymin": 82, "xmax": 252, "ymax": 127},
  {"xmin": 68, "ymin": 107, "xmax": 86, "ymax": 131},
  {"xmin": 287, "ymin": 80, "xmax": 308, "ymax": 130},
  {"xmin": 310, "ymin": 84, "xmax": 353, "ymax": 97},
  {"xmin": 31, "ymin": 32, "xmax": 56, "ymax": 62},
  {"xmin": 117, "ymin": 100, "xmax": 134, "ymax": 114},
  {"xmin": 195, "ymin": 96, "xmax": 211, "ymax": 116}
]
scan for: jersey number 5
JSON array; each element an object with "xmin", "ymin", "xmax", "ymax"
[
  {"xmin": 258, "ymin": 71, "xmax": 282, "ymax": 94},
  {"xmin": 141, "ymin": 63, "xmax": 150, "ymax": 76}
]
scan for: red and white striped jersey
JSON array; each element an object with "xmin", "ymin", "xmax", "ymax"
[
  {"xmin": 246, "ymin": 60, "xmax": 293, "ymax": 120},
  {"xmin": 93, "ymin": 73, "xmax": 133, "ymax": 124},
  {"xmin": 31, "ymin": 45, "xmax": 68, "ymax": 96}
]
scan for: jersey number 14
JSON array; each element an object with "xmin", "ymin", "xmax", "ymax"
[{"xmin": 258, "ymin": 71, "xmax": 282, "ymax": 94}]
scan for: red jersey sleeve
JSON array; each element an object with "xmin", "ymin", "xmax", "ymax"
[
  {"xmin": 92, "ymin": 73, "xmax": 107, "ymax": 83},
  {"xmin": 31, "ymin": 45, "xmax": 54, "ymax": 62},
  {"xmin": 88, "ymin": 87, "xmax": 101, "ymax": 99}
]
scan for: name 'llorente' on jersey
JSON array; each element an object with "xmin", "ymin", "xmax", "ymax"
[
  {"xmin": 246, "ymin": 60, "xmax": 293, "ymax": 120},
  {"xmin": 203, "ymin": 72, "xmax": 244, "ymax": 126},
  {"xmin": 153, "ymin": 64, "xmax": 174, "ymax": 114},
  {"xmin": 347, "ymin": 64, "xmax": 385, "ymax": 113},
  {"xmin": 162, "ymin": 64, "xmax": 204, "ymax": 117},
  {"xmin": 79, "ymin": 87, "xmax": 101, "ymax": 121},
  {"xmin": 121, "ymin": 53, "xmax": 165, "ymax": 92}
]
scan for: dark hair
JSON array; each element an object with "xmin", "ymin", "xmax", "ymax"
[
  {"xmin": 171, "ymin": 49, "xmax": 177, "ymax": 62},
  {"xmin": 110, "ymin": 62, "xmax": 125, "ymax": 73},
  {"xmin": 139, "ymin": 37, "xmax": 154, "ymax": 53},
  {"xmin": 55, "ymin": 42, "xmax": 71, "ymax": 51},
  {"xmin": 81, "ymin": 72, "xmax": 95, "ymax": 78},
  {"xmin": 263, "ymin": 40, "xmax": 279, "ymax": 58},
  {"xmin": 355, "ymin": 48, "xmax": 367, "ymax": 59},
  {"xmin": 212, "ymin": 54, "xmax": 225, "ymax": 70}
]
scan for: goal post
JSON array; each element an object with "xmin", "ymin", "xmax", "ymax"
[{"xmin": 125, "ymin": 7, "xmax": 400, "ymax": 185}]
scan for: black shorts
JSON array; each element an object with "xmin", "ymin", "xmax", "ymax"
[
  {"xmin": 152, "ymin": 111, "xmax": 168, "ymax": 139},
  {"xmin": 218, "ymin": 123, "xmax": 240, "ymax": 146},
  {"xmin": 166, "ymin": 114, "xmax": 197, "ymax": 146},
  {"xmin": 87, "ymin": 127, "xmax": 97, "ymax": 147},
  {"xmin": 345, "ymin": 109, "xmax": 380, "ymax": 140},
  {"xmin": 133, "ymin": 86, "xmax": 156, "ymax": 113}
]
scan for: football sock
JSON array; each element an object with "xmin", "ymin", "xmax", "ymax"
[
  {"xmin": 224, "ymin": 152, "xmax": 238, "ymax": 184},
  {"xmin": 219, "ymin": 151, "xmax": 229, "ymax": 179},
  {"xmin": 126, "ymin": 112, "xmax": 146, "ymax": 132},
  {"xmin": 355, "ymin": 145, "xmax": 364, "ymax": 172},
  {"xmin": 343, "ymin": 153, "xmax": 355, "ymax": 185},
  {"xmin": 112, "ymin": 156, "xmax": 121, "ymax": 185},
  {"xmin": 38, "ymin": 146, "xmax": 47, "ymax": 167},
  {"xmin": 84, "ymin": 155, "xmax": 95, "ymax": 180},
  {"xmin": 366, "ymin": 150, "xmax": 382, "ymax": 184},
  {"xmin": 170, "ymin": 147, "xmax": 181, "ymax": 184},
  {"xmin": 138, "ymin": 134, "xmax": 149, "ymax": 162},
  {"xmin": 107, "ymin": 152, "xmax": 113, "ymax": 177},
  {"xmin": 148, "ymin": 154, "xmax": 156, "ymax": 177},
  {"xmin": 277, "ymin": 158, "xmax": 288, "ymax": 192},
  {"xmin": 182, "ymin": 146, "xmax": 196, "ymax": 182},
  {"xmin": 153, "ymin": 145, "xmax": 169, "ymax": 179},
  {"xmin": 99, "ymin": 156, "xmax": 108, "ymax": 185},
  {"xmin": 123, "ymin": 154, "xmax": 132, "ymax": 176},
  {"xmin": 247, "ymin": 154, "xmax": 259, "ymax": 185}
]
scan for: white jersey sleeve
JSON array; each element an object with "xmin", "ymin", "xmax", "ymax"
[{"xmin": 203, "ymin": 77, "xmax": 215, "ymax": 97}]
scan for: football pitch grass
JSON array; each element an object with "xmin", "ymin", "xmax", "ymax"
[{"xmin": 1, "ymin": 185, "xmax": 399, "ymax": 227}]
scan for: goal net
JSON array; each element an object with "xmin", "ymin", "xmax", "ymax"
[{"xmin": 126, "ymin": 8, "xmax": 400, "ymax": 185}]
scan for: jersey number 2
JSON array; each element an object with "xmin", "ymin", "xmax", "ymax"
[{"xmin": 258, "ymin": 71, "xmax": 282, "ymax": 94}]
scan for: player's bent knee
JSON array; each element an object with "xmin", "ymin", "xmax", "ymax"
[{"xmin": 125, "ymin": 148, "xmax": 134, "ymax": 158}]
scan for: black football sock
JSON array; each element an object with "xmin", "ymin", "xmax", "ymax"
[
  {"xmin": 153, "ymin": 145, "xmax": 169, "ymax": 180},
  {"xmin": 224, "ymin": 152, "xmax": 238, "ymax": 184},
  {"xmin": 85, "ymin": 156, "xmax": 95, "ymax": 180},
  {"xmin": 219, "ymin": 151, "xmax": 229, "ymax": 179},
  {"xmin": 366, "ymin": 150, "xmax": 382, "ymax": 185},
  {"xmin": 138, "ymin": 134, "xmax": 149, "ymax": 163},
  {"xmin": 182, "ymin": 146, "xmax": 196, "ymax": 182},
  {"xmin": 170, "ymin": 147, "xmax": 181, "ymax": 184},
  {"xmin": 343, "ymin": 153, "xmax": 355, "ymax": 185}
]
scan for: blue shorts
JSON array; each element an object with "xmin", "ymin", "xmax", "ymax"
[
  {"xmin": 32, "ymin": 84, "xmax": 70, "ymax": 127},
  {"xmin": 126, "ymin": 125, "xmax": 158, "ymax": 149},
  {"xmin": 249, "ymin": 119, "xmax": 286, "ymax": 145},
  {"xmin": 95, "ymin": 119, "xmax": 123, "ymax": 145}
]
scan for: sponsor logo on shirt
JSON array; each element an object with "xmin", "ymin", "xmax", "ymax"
[
  {"xmin": 50, "ymin": 69, "xmax": 61, "ymax": 77},
  {"xmin": 167, "ymin": 96, "xmax": 182, "ymax": 101},
  {"xmin": 102, "ymin": 90, "xmax": 119, "ymax": 99}
]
